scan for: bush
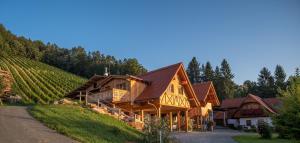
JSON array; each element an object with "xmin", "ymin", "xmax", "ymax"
[
  {"xmin": 142, "ymin": 117, "xmax": 178, "ymax": 143},
  {"xmin": 257, "ymin": 119, "xmax": 272, "ymax": 139},
  {"xmin": 0, "ymin": 77, "xmax": 4, "ymax": 95}
]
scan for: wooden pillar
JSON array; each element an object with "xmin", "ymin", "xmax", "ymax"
[
  {"xmin": 177, "ymin": 111, "xmax": 181, "ymax": 131},
  {"xmin": 169, "ymin": 112, "xmax": 173, "ymax": 132},
  {"xmin": 85, "ymin": 91, "xmax": 88, "ymax": 105},
  {"xmin": 201, "ymin": 116, "xmax": 203, "ymax": 125},
  {"xmin": 157, "ymin": 106, "xmax": 161, "ymax": 118},
  {"xmin": 118, "ymin": 109, "xmax": 121, "ymax": 120},
  {"xmin": 196, "ymin": 116, "xmax": 200, "ymax": 129},
  {"xmin": 79, "ymin": 91, "xmax": 82, "ymax": 103},
  {"xmin": 141, "ymin": 110, "xmax": 144, "ymax": 122},
  {"xmin": 185, "ymin": 110, "xmax": 189, "ymax": 132}
]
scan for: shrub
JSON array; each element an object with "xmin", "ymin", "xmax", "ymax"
[
  {"xmin": 273, "ymin": 76, "xmax": 300, "ymax": 140},
  {"xmin": 142, "ymin": 117, "xmax": 178, "ymax": 143},
  {"xmin": 257, "ymin": 119, "xmax": 272, "ymax": 139}
]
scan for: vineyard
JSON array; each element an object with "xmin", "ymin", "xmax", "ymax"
[{"xmin": 0, "ymin": 56, "xmax": 86, "ymax": 104}]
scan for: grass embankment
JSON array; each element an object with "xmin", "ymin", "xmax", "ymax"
[
  {"xmin": 233, "ymin": 134, "xmax": 300, "ymax": 143},
  {"xmin": 29, "ymin": 105, "xmax": 142, "ymax": 143}
]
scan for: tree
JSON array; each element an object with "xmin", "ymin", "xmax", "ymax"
[
  {"xmin": 243, "ymin": 80, "xmax": 257, "ymax": 94},
  {"xmin": 220, "ymin": 59, "xmax": 234, "ymax": 79},
  {"xmin": 274, "ymin": 65, "xmax": 286, "ymax": 90},
  {"xmin": 273, "ymin": 76, "xmax": 300, "ymax": 139},
  {"xmin": 257, "ymin": 67, "xmax": 276, "ymax": 98},
  {"xmin": 296, "ymin": 67, "xmax": 300, "ymax": 77},
  {"xmin": 200, "ymin": 64, "xmax": 206, "ymax": 82},
  {"xmin": 204, "ymin": 62, "xmax": 214, "ymax": 81},
  {"xmin": 121, "ymin": 58, "xmax": 147, "ymax": 75},
  {"xmin": 186, "ymin": 57, "xmax": 201, "ymax": 84},
  {"xmin": 219, "ymin": 59, "xmax": 235, "ymax": 99}
]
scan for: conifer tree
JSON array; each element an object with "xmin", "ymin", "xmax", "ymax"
[
  {"xmin": 200, "ymin": 64, "xmax": 206, "ymax": 82},
  {"xmin": 257, "ymin": 67, "xmax": 276, "ymax": 98},
  {"xmin": 213, "ymin": 66, "xmax": 224, "ymax": 99},
  {"xmin": 274, "ymin": 65, "xmax": 286, "ymax": 90},
  {"xmin": 296, "ymin": 67, "xmax": 300, "ymax": 77},
  {"xmin": 204, "ymin": 62, "xmax": 214, "ymax": 81},
  {"xmin": 186, "ymin": 57, "xmax": 201, "ymax": 84},
  {"xmin": 219, "ymin": 59, "xmax": 235, "ymax": 99}
]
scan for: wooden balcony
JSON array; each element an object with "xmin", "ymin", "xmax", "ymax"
[{"xmin": 88, "ymin": 88, "xmax": 130, "ymax": 103}]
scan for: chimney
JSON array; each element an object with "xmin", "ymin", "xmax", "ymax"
[{"xmin": 104, "ymin": 67, "xmax": 109, "ymax": 76}]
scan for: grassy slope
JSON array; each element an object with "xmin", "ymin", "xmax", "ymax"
[
  {"xmin": 233, "ymin": 134, "xmax": 300, "ymax": 143},
  {"xmin": 29, "ymin": 105, "xmax": 142, "ymax": 143},
  {"xmin": 0, "ymin": 56, "xmax": 86, "ymax": 104}
]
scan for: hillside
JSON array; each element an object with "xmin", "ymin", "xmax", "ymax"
[
  {"xmin": 29, "ymin": 105, "xmax": 142, "ymax": 143},
  {"xmin": 0, "ymin": 56, "xmax": 86, "ymax": 104}
]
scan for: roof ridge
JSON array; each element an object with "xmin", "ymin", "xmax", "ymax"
[{"xmin": 138, "ymin": 62, "xmax": 182, "ymax": 77}]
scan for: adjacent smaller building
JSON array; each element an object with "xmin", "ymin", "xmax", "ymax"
[{"xmin": 215, "ymin": 94, "xmax": 281, "ymax": 128}]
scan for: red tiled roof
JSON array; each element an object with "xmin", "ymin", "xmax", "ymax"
[
  {"xmin": 135, "ymin": 63, "xmax": 182, "ymax": 101},
  {"xmin": 192, "ymin": 82, "xmax": 211, "ymax": 101},
  {"xmin": 220, "ymin": 94, "xmax": 280, "ymax": 117},
  {"xmin": 192, "ymin": 81, "xmax": 220, "ymax": 106},
  {"xmin": 221, "ymin": 97, "xmax": 245, "ymax": 109},
  {"xmin": 248, "ymin": 94, "xmax": 276, "ymax": 113},
  {"xmin": 263, "ymin": 98, "xmax": 282, "ymax": 112}
]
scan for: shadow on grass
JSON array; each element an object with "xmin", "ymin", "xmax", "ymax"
[{"xmin": 29, "ymin": 105, "xmax": 142, "ymax": 143}]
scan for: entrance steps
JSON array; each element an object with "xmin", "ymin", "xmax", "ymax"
[{"xmin": 88, "ymin": 101, "xmax": 143, "ymax": 130}]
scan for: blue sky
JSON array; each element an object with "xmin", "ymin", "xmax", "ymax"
[{"xmin": 1, "ymin": 0, "xmax": 300, "ymax": 84}]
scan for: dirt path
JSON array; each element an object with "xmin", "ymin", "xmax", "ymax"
[
  {"xmin": 0, "ymin": 106, "xmax": 78, "ymax": 143},
  {"xmin": 173, "ymin": 129, "xmax": 243, "ymax": 143}
]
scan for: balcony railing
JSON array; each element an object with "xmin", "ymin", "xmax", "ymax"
[{"xmin": 88, "ymin": 88, "xmax": 130, "ymax": 103}]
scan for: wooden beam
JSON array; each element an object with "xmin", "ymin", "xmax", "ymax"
[
  {"xmin": 141, "ymin": 110, "xmax": 144, "ymax": 122},
  {"xmin": 169, "ymin": 112, "xmax": 173, "ymax": 132},
  {"xmin": 185, "ymin": 110, "xmax": 189, "ymax": 132},
  {"xmin": 158, "ymin": 106, "xmax": 161, "ymax": 118},
  {"xmin": 196, "ymin": 116, "xmax": 199, "ymax": 129},
  {"xmin": 177, "ymin": 111, "xmax": 181, "ymax": 131}
]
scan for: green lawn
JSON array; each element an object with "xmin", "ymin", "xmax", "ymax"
[
  {"xmin": 29, "ymin": 105, "xmax": 142, "ymax": 143},
  {"xmin": 233, "ymin": 134, "xmax": 300, "ymax": 143}
]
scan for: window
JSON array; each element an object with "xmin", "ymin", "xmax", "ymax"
[
  {"xmin": 170, "ymin": 84, "xmax": 174, "ymax": 93},
  {"xmin": 178, "ymin": 86, "xmax": 184, "ymax": 95},
  {"xmin": 116, "ymin": 83, "xmax": 127, "ymax": 90},
  {"xmin": 246, "ymin": 120, "xmax": 252, "ymax": 126},
  {"xmin": 93, "ymin": 83, "xmax": 97, "ymax": 88}
]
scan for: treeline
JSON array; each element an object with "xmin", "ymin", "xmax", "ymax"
[
  {"xmin": 186, "ymin": 57, "xmax": 300, "ymax": 100},
  {"xmin": 0, "ymin": 24, "xmax": 147, "ymax": 78}
]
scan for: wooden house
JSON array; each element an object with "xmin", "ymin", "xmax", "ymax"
[
  {"xmin": 68, "ymin": 63, "xmax": 220, "ymax": 132},
  {"xmin": 214, "ymin": 94, "xmax": 281, "ymax": 128}
]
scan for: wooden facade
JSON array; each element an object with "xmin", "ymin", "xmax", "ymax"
[{"xmin": 68, "ymin": 63, "xmax": 220, "ymax": 132}]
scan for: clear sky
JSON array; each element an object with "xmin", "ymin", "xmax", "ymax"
[{"xmin": 1, "ymin": 0, "xmax": 300, "ymax": 84}]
